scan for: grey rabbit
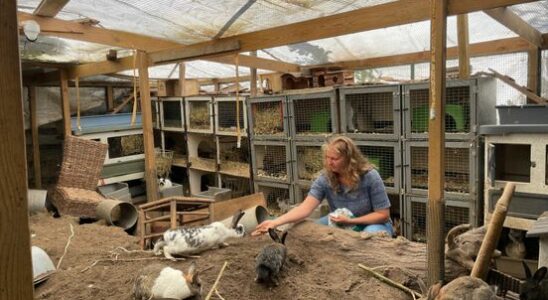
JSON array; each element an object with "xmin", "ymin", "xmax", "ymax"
[
  {"xmin": 255, "ymin": 228, "xmax": 288, "ymax": 286},
  {"xmin": 520, "ymin": 261, "xmax": 548, "ymax": 300}
]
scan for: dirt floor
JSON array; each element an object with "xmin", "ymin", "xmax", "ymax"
[{"xmin": 30, "ymin": 212, "xmax": 420, "ymax": 300}]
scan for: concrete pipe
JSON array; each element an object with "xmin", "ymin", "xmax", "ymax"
[
  {"xmin": 221, "ymin": 205, "xmax": 268, "ymax": 234},
  {"xmin": 96, "ymin": 199, "xmax": 138, "ymax": 230},
  {"xmin": 28, "ymin": 189, "xmax": 48, "ymax": 214}
]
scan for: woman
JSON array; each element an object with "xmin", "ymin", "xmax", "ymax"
[{"xmin": 253, "ymin": 135, "xmax": 393, "ymax": 236}]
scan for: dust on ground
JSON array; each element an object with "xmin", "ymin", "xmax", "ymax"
[{"xmin": 31, "ymin": 212, "xmax": 416, "ymax": 300}]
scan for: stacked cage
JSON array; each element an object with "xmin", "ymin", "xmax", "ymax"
[
  {"xmin": 339, "ymin": 85, "xmax": 404, "ymax": 233},
  {"xmin": 401, "ymin": 78, "xmax": 496, "ymax": 241},
  {"xmin": 248, "ymin": 95, "xmax": 294, "ymax": 213}
]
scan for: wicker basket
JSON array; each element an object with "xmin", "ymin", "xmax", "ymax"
[{"xmin": 57, "ymin": 136, "xmax": 108, "ymax": 190}]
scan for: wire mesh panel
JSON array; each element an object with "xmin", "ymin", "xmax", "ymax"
[
  {"xmin": 294, "ymin": 183, "xmax": 311, "ymax": 203},
  {"xmin": 248, "ymin": 95, "xmax": 288, "ymax": 140},
  {"xmin": 162, "ymin": 131, "xmax": 188, "ymax": 167},
  {"xmin": 287, "ymin": 89, "xmax": 338, "ymax": 140},
  {"xmin": 339, "ymin": 85, "xmax": 401, "ymax": 140},
  {"xmin": 251, "ymin": 141, "xmax": 291, "ymax": 183},
  {"xmin": 187, "ymin": 133, "xmax": 217, "ymax": 172},
  {"xmin": 292, "ymin": 141, "xmax": 324, "ymax": 185},
  {"xmin": 185, "ymin": 96, "xmax": 213, "ymax": 133},
  {"xmin": 254, "ymin": 181, "xmax": 294, "ymax": 215},
  {"xmin": 214, "ymin": 96, "xmax": 247, "ymax": 136},
  {"xmin": 404, "ymin": 141, "xmax": 478, "ymax": 199},
  {"xmin": 217, "ymin": 136, "xmax": 250, "ymax": 178},
  {"xmin": 404, "ymin": 196, "xmax": 474, "ymax": 242},
  {"xmin": 151, "ymin": 97, "xmax": 160, "ymax": 129},
  {"xmin": 356, "ymin": 140, "xmax": 401, "ymax": 194},
  {"xmin": 219, "ymin": 174, "xmax": 251, "ymax": 199},
  {"xmin": 160, "ymin": 97, "xmax": 185, "ymax": 131},
  {"xmin": 188, "ymin": 168, "xmax": 217, "ymax": 195},
  {"xmin": 403, "ymin": 79, "xmax": 494, "ymax": 140}
]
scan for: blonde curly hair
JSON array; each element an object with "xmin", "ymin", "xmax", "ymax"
[{"xmin": 322, "ymin": 135, "xmax": 373, "ymax": 192}]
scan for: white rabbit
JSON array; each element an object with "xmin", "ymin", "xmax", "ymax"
[
  {"xmin": 132, "ymin": 262, "xmax": 201, "ymax": 300},
  {"xmin": 154, "ymin": 210, "xmax": 245, "ymax": 260},
  {"xmin": 159, "ymin": 177, "xmax": 173, "ymax": 189}
]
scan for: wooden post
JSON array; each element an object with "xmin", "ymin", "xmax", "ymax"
[
  {"xmin": 178, "ymin": 62, "xmax": 186, "ymax": 96},
  {"xmin": 471, "ymin": 183, "xmax": 516, "ymax": 279},
  {"xmin": 250, "ymin": 50, "xmax": 258, "ymax": 96},
  {"xmin": 457, "ymin": 14, "xmax": 470, "ymax": 79},
  {"xmin": 137, "ymin": 51, "xmax": 159, "ymax": 202},
  {"xmin": 527, "ymin": 46, "xmax": 540, "ymax": 104},
  {"xmin": 0, "ymin": 0, "xmax": 35, "ymax": 298},
  {"xmin": 59, "ymin": 69, "xmax": 72, "ymax": 137},
  {"xmin": 106, "ymin": 85, "xmax": 114, "ymax": 111},
  {"xmin": 427, "ymin": 0, "xmax": 447, "ymax": 286},
  {"xmin": 29, "ymin": 85, "xmax": 42, "ymax": 188}
]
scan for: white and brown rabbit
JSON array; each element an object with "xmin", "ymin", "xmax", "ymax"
[
  {"xmin": 421, "ymin": 276, "xmax": 502, "ymax": 300},
  {"xmin": 132, "ymin": 262, "xmax": 202, "ymax": 300},
  {"xmin": 154, "ymin": 209, "xmax": 245, "ymax": 260},
  {"xmin": 520, "ymin": 261, "xmax": 548, "ymax": 300},
  {"xmin": 255, "ymin": 228, "xmax": 288, "ymax": 286}
]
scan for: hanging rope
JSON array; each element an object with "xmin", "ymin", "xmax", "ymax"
[
  {"xmin": 234, "ymin": 55, "xmax": 241, "ymax": 148},
  {"xmin": 76, "ymin": 77, "xmax": 81, "ymax": 131},
  {"xmin": 130, "ymin": 49, "xmax": 138, "ymax": 126}
]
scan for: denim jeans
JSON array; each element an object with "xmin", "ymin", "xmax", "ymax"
[{"xmin": 315, "ymin": 215, "xmax": 394, "ymax": 236}]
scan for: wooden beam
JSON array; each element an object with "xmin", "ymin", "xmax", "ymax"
[
  {"xmin": 208, "ymin": 54, "xmax": 300, "ymax": 73},
  {"xmin": 250, "ymin": 51, "xmax": 258, "ymax": 96},
  {"xmin": 59, "ymin": 69, "xmax": 72, "ymax": 136},
  {"xmin": 150, "ymin": 0, "xmax": 536, "ymax": 63},
  {"xmin": 457, "ymin": 14, "xmax": 470, "ymax": 79},
  {"xmin": 483, "ymin": 7, "xmax": 543, "ymax": 48},
  {"xmin": 148, "ymin": 40, "xmax": 241, "ymax": 64},
  {"xmin": 427, "ymin": 0, "xmax": 447, "ymax": 286},
  {"xmin": 527, "ymin": 45, "xmax": 540, "ymax": 103},
  {"xmin": 106, "ymin": 86, "xmax": 114, "ymax": 111},
  {"xmin": 136, "ymin": 51, "xmax": 159, "ymax": 202},
  {"xmin": 29, "ymin": 86, "xmax": 42, "ymax": 188},
  {"xmin": 0, "ymin": 0, "xmax": 34, "ymax": 298},
  {"xmin": 178, "ymin": 63, "xmax": 186, "ymax": 96},
  {"xmin": 34, "ymin": 0, "xmax": 70, "ymax": 17}
]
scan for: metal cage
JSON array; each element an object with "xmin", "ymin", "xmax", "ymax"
[
  {"xmin": 219, "ymin": 174, "xmax": 251, "ymax": 199},
  {"xmin": 217, "ymin": 135, "xmax": 250, "ymax": 178},
  {"xmin": 185, "ymin": 96, "xmax": 214, "ymax": 133},
  {"xmin": 161, "ymin": 131, "xmax": 188, "ymax": 168},
  {"xmin": 214, "ymin": 96, "xmax": 248, "ymax": 136},
  {"xmin": 339, "ymin": 85, "xmax": 401, "ymax": 140},
  {"xmin": 287, "ymin": 89, "xmax": 339, "ymax": 140},
  {"xmin": 151, "ymin": 97, "xmax": 160, "ymax": 129},
  {"xmin": 356, "ymin": 140, "xmax": 402, "ymax": 195},
  {"xmin": 160, "ymin": 97, "xmax": 185, "ymax": 131},
  {"xmin": 187, "ymin": 133, "xmax": 217, "ymax": 172},
  {"xmin": 254, "ymin": 181, "xmax": 294, "ymax": 215},
  {"xmin": 251, "ymin": 140, "xmax": 292, "ymax": 183},
  {"xmin": 248, "ymin": 95, "xmax": 289, "ymax": 140},
  {"xmin": 291, "ymin": 141, "xmax": 325, "ymax": 185}
]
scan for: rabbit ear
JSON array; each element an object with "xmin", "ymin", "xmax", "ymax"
[
  {"xmin": 268, "ymin": 228, "xmax": 280, "ymax": 243},
  {"xmin": 230, "ymin": 209, "xmax": 245, "ymax": 229},
  {"xmin": 186, "ymin": 262, "xmax": 198, "ymax": 283},
  {"xmin": 280, "ymin": 231, "xmax": 288, "ymax": 245},
  {"xmin": 522, "ymin": 260, "xmax": 533, "ymax": 279},
  {"xmin": 533, "ymin": 267, "xmax": 547, "ymax": 283}
]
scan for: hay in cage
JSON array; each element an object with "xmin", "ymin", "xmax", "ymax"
[
  {"xmin": 220, "ymin": 161, "xmax": 250, "ymax": 177},
  {"xmin": 299, "ymin": 147, "xmax": 323, "ymax": 180},
  {"xmin": 254, "ymin": 106, "xmax": 283, "ymax": 135},
  {"xmin": 189, "ymin": 157, "xmax": 216, "ymax": 171},
  {"xmin": 121, "ymin": 135, "xmax": 144, "ymax": 156},
  {"xmin": 155, "ymin": 149, "xmax": 174, "ymax": 178},
  {"xmin": 189, "ymin": 103, "xmax": 210, "ymax": 129}
]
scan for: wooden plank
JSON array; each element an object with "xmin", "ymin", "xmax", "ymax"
[
  {"xmin": 427, "ymin": 0, "xmax": 447, "ymax": 285},
  {"xmin": 208, "ymin": 54, "xmax": 300, "ymax": 73},
  {"xmin": 178, "ymin": 63, "xmax": 185, "ymax": 96},
  {"xmin": 59, "ymin": 69, "xmax": 71, "ymax": 136},
  {"xmin": 484, "ymin": 7, "xmax": 543, "ymax": 48},
  {"xmin": 0, "ymin": 1, "xmax": 35, "ymax": 298},
  {"xmin": 137, "ymin": 51, "xmax": 159, "ymax": 202},
  {"xmin": 29, "ymin": 86, "xmax": 42, "ymax": 188},
  {"xmin": 527, "ymin": 46, "xmax": 540, "ymax": 103},
  {"xmin": 250, "ymin": 51, "xmax": 258, "ymax": 96},
  {"xmin": 106, "ymin": 86, "xmax": 114, "ymax": 111},
  {"xmin": 33, "ymin": 0, "xmax": 70, "ymax": 17},
  {"xmin": 110, "ymin": 92, "xmax": 136, "ymax": 114},
  {"xmin": 149, "ymin": 40, "xmax": 241, "ymax": 65},
  {"xmin": 457, "ymin": 14, "xmax": 470, "ymax": 79},
  {"xmin": 478, "ymin": 68, "xmax": 548, "ymax": 104}
]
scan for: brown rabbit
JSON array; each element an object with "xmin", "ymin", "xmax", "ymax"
[{"xmin": 255, "ymin": 228, "xmax": 288, "ymax": 286}]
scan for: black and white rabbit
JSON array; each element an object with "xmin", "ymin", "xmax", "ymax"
[
  {"xmin": 154, "ymin": 209, "xmax": 245, "ymax": 260},
  {"xmin": 255, "ymin": 228, "xmax": 288, "ymax": 286},
  {"xmin": 132, "ymin": 262, "xmax": 202, "ymax": 300},
  {"xmin": 520, "ymin": 261, "xmax": 548, "ymax": 300}
]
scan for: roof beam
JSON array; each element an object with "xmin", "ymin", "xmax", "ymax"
[
  {"xmin": 483, "ymin": 7, "xmax": 543, "ymax": 48},
  {"xmin": 150, "ymin": 0, "xmax": 537, "ymax": 63},
  {"xmin": 33, "ymin": 0, "xmax": 70, "ymax": 17}
]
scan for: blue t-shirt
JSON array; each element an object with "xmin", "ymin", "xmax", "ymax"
[{"xmin": 308, "ymin": 169, "xmax": 390, "ymax": 218}]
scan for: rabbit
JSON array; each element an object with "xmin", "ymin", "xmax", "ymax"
[
  {"xmin": 255, "ymin": 228, "xmax": 288, "ymax": 286},
  {"xmin": 505, "ymin": 228, "xmax": 526, "ymax": 259},
  {"xmin": 154, "ymin": 209, "xmax": 245, "ymax": 260},
  {"xmin": 158, "ymin": 177, "xmax": 173, "ymax": 189},
  {"xmin": 520, "ymin": 261, "xmax": 548, "ymax": 300},
  {"xmin": 422, "ymin": 276, "xmax": 502, "ymax": 300},
  {"xmin": 132, "ymin": 262, "xmax": 202, "ymax": 300}
]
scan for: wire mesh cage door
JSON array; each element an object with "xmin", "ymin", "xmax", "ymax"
[
  {"xmin": 287, "ymin": 90, "xmax": 339, "ymax": 141},
  {"xmin": 187, "ymin": 133, "xmax": 217, "ymax": 172},
  {"xmin": 403, "ymin": 79, "xmax": 477, "ymax": 140},
  {"xmin": 162, "ymin": 131, "xmax": 188, "ymax": 167},
  {"xmin": 339, "ymin": 85, "xmax": 401, "ymax": 140},
  {"xmin": 160, "ymin": 97, "xmax": 185, "ymax": 131},
  {"xmin": 404, "ymin": 140, "xmax": 478, "ymax": 199},
  {"xmin": 291, "ymin": 141, "xmax": 324, "ymax": 185},
  {"xmin": 151, "ymin": 97, "xmax": 160, "ymax": 129},
  {"xmin": 251, "ymin": 141, "xmax": 292, "ymax": 183},
  {"xmin": 404, "ymin": 196, "xmax": 475, "ymax": 242},
  {"xmin": 248, "ymin": 95, "xmax": 289, "ymax": 140},
  {"xmin": 220, "ymin": 174, "xmax": 251, "ymax": 199},
  {"xmin": 217, "ymin": 135, "xmax": 250, "ymax": 178},
  {"xmin": 294, "ymin": 183, "xmax": 311, "ymax": 204},
  {"xmin": 356, "ymin": 140, "xmax": 402, "ymax": 195},
  {"xmin": 254, "ymin": 181, "xmax": 294, "ymax": 215},
  {"xmin": 214, "ymin": 96, "xmax": 247, "ymax": 136},
  {"xmin": 185, "ymin": 96, "xmax": 214, "ymax": 133}
]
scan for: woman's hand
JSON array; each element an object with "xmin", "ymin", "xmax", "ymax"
[
  {"xmin": 251, "ymin": 219, "xmax": 278, "ymax": 236},
  {"xmin": 329, "ymin": 214, "xmax": 353, "ymax": 225}
]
